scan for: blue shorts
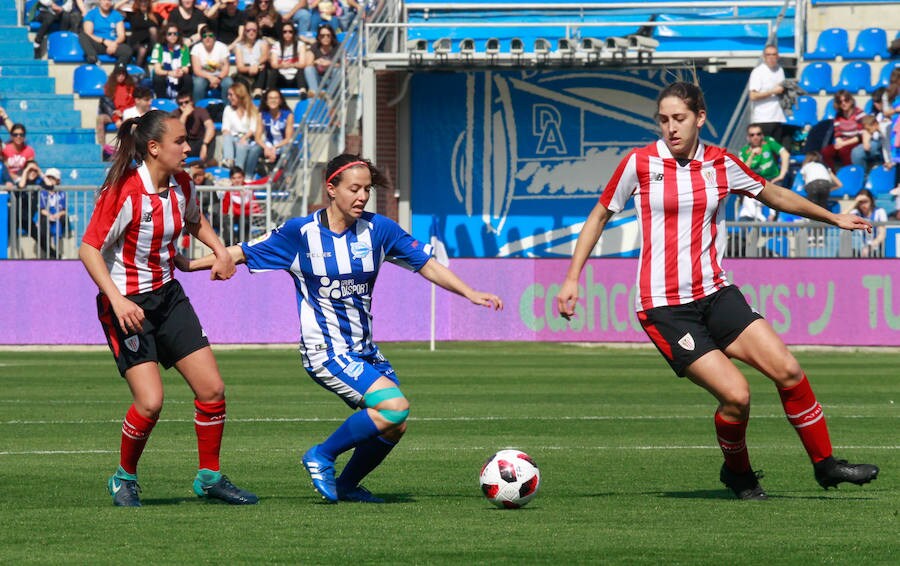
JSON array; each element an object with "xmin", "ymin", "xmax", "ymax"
[{"xmin": 305, "ymin": 349, "xmax": 399, "ymax": 409}]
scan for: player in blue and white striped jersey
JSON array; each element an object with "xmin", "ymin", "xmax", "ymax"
[{"xmin": 185, "ymin": 154, "xmax": 503, "ymax": 503}]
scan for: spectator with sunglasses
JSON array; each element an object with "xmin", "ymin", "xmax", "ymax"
[
  {"xmin": 173, "ymin": 93, "xmax": 217, "ymax": 165},
  {"xmin": 821, "ymin": 90, "xmax": 866, "ymax": 171},
  {"xmin": 190, "ymin": 25, "xmax": 233, "ymax": 102},
  {"xmin": 151, "ymin": 24, "xmax": 193, "ymax": 99},
  {"xmin": 304, "ymin": 23, "xmax": 339, "ymax": 97},
  {"xmin": 2, "ymin": 125, "xmax": 37, "ymax": 186},
  {"xmin": 269, "ymin": 21, "xmax": 309, "ymax": 95},
  {"xmin": 233, "ymin": 20, "xmax": 271, "ymax": 98}
]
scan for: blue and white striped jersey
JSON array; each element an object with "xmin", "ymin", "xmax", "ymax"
[{"xmin": 241, "ymin": 211, "xmax": 433, "ymax": 363}]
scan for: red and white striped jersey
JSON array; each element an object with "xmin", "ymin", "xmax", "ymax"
[
  {"xmin": 82, "ymin": 163, "xmax": 200, "ymax": 296},
  {"xmin": 600, "ymin": 140, "xmax": 766, "ymax": 312}
]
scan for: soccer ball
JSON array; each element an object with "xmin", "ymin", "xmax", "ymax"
[{"xmin": 479, "ymin": 449, "xmax": 540, "ymax": 509}]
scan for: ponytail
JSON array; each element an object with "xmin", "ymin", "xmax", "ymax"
[{"xmin": 101, "ymin": 110, "xmax": 172, "ymax": 194}]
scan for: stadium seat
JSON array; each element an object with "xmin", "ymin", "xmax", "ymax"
[
  {"xmin": 864, "ymin": 97, "xmax": 874, "ymax": 114},
  {"xmin": 799, "ymin": 62, "xmax": 834, "ymax": 95},
  {"xmin": 293, "ymin": 98, "xmax": 310, "ymax": 121},
  {"xmin": 47, "ymin": 31, "xmax": 85, "ymax": 63},
  {"xmin": 864, "ymin": 165, "xmax": 896, "ymax": 195},
  {"xmin": 151, "ymin": 98, "xmax": 177, "ymax": 112},
  {"xmin": 805, "ymin": 28, "xmax": 849, "ymax": 61},
  {"xmin": 874, "ymin": 60, "xmax": 900, "ymax": 89},
  {"xmin": 126, "ymin": 64, "xmax": 146, "ymax": 81},
  {"xmin": 765, "ymin": 236, "xmax": 790, "ymax": 257},
  {"xmin": 785, "ymin": 96, "xmax": 818, "ymax": 128},
  {"xmin": 196, "ymin": 97, "xmax": 224, "ymax": 130},
  {"xmin": 849, "ymin": 28, "xmax": 889, "ymax": 60},
  {"xmin": 73, "ymin": 64, "xmax": 107, "ymax": 97},
  {"xmin": 821, "ymin": 98, "xmax": 837, "ymax": 120},
  {"xmin": 207, "ymin": 166, "xmax": 230, "ymax": 180},
  {"xmin": 834, "ymin": 61, "xmax": 872, "ymax": 94},
  {"xmin": 836, "ymin": 164, "xmax": 865, "ymax": 195}
]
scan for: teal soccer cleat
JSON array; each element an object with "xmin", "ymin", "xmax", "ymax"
[
  {"xmin": 108, "ymin": 475, "xmax": 141, "ymax": 507},
  {"xmin": 193, "ymin": 472, "xmax": 259, "ymax": 505}
]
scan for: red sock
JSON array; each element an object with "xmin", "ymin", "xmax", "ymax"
[
  {"xmin": 120, "ymin": 404, "xmax": 157, "ymax": 475},
  {"xmin": 715, "ymin": 412, "xmax": 751, "ymax": 473},
  {"xmin": 778, "ymin": 374, "xmax": 832, "ymax": 463},
  {"xmin": 194, "ymin": 399, "xmax": 226, "ymax": 472}
]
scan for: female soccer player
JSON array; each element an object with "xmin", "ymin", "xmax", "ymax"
[
  {"xmin": 184, "ymin": 154, "xmax": 503, "ymax": 503},
  {"xmin": 556, "ymin": 82, "xmax": 879, "ymax": 500},
  {"xmin": 80, "ymin": 110, "xmax": 258, "ymax": 507}
]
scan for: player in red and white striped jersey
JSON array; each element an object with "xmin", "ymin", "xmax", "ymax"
[
  {"xmin": 557, "ymin": 82, "xmax": 878, "ymax": 499},
  {"xmin": 80, "ymin": 110, "xmax": 257, "ymax": 507}
]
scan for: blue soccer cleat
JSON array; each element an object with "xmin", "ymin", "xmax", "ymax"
[
  {"xmin": 302, "ymin": 445, "xmax": 338, "ymax": 502},
  {"xmin": 108, "ymin": 474, "xmax": 141, "ymax": 507},
  {"xmin": 337, "ymin": 484, "xmax": 385, "ymax": 503}
]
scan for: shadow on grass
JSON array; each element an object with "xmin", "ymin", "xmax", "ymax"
[{"xmin": 657, "ymin": 489, "xmax": 879, "ymax": 501}]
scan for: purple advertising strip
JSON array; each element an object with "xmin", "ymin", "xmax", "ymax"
[{"xmin": 1, "ymin": 259, "xmax": 899, "ymax": 346}]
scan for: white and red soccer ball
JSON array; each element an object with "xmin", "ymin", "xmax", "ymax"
[{"xmin": 479, "ymin": 449, "xmax": 540, "ymax": 509}]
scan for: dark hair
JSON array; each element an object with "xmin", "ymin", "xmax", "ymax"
[
  {"xmin": 262, "ymin": 88, "xmax": 289, "ymax": 113},
  {"xmin": 230, "ymin": 166, "xmax": 245, "ymax": 177},
  {"xmin": 102, "ymin": 110, "xmax": 173, "ymax": 193},
  {"xmin": 11, "ymin": 123, "xmax": 26, "ymax": 135},
  {"xmin": 656, "ymin": 82, "xmax": 706, "ymax": 116},
  {"xmin": 803, "ymin": 150, "xmax": 823, "ymax": 165},
  {"xmin": 855, "ymin": 188, "xmax": 875, "ymax": 204},
  {"xmin": 324, "ymin": 154, "xmax": 390, "ymax": 189},
  {"xmin": 133, "ymin": 86, "xmax": 153, "ymax": 100}
]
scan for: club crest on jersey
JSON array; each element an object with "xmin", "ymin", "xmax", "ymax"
[
  {"xmin": 124, "ymin": 335, "xmax": 140, "ymax": 352},
  {"xmin": 344, "ymin": 361, "xmax": 364, "ymax": 379},
  {"xmin": 677, "ymin": 333, "xmax": 695, "ymax": 351},
  {"xmin": 703, "ymin": 170, "xmax": 715, "ymax": 185},
  {"xmin": 350, "ymin": 241, "xmax": 372, "ymax": 260}
]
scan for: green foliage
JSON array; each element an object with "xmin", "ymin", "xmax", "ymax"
[{"xmin": 0, "ymin": 344, "xmax": 897, "ymax": 565}]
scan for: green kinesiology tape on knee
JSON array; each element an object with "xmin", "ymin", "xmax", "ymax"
[
  {"xmin": 378, "ymin": 409, "xmax": 410, "ymax": 424},
  {"xmin": 364, "ymin": 386, "xmax": 404, "ymax": 407}
]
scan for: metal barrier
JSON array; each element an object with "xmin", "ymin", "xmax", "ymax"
[
  {"xmin": 4, "ymin": 184, "xmax": 293, "ymax": 260},
  {"xmin": 725, "ymin": 220, "xmax": 899, "ymax": 258}
]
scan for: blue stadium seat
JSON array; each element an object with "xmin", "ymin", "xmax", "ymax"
[
  {"xmin": 785, "ymin": 96, "xmax": 818, "ymax": 128},
  {"xmin": 765, "ymin": 236, "xmax": 790, "ymax": 257},
  {"xmin": 293, "ymin": 98, "xmax": 310, "ymax": 121},
  {"xmin": 864, "ymin": 165, "xmax": 896, "ymax": 195},
  {"xmin": 73, "ymin": 64, "xmax": 107, "ymax": 97},
  {"xmin": 151, "ymin": 98, "xmax": 177, "ymax": 112},
  {"xmin": 196, "ymin": 97, "xmax": 224, "ymax": 130},
  {"xmin": 836, "ymin": 164, "xmax": 865, "ymax": 195},
  {"xmin": 864, "ymin": 97, "xmax": 874, "ymax": 114},
  {"xmin": 822, "ymin": 98, "xmax": 837, "ymax": 120},
  {"xmin": 849, "ymin": 28, "xmax": 889, "ymax": 60},
  {"xmin": 874, "ymin": 60, "xmax": 900, "ymax": 89},
  {"xmin": 47, "ymin": 31, "xmax": 85, "ymax": 63},
  {"xmin": 207, "ymin": 166, "xmax": 230, "ymax": 180},
  {"xmin": 805, "ymin": 28, "xmax": 849, "ymax": 60},
  {"xmin": 834, "ymin": 61, "xmax": 872, "ymax": 94},
  {"xmin": 799, "ymin": 62, "xmax": 834, "ymax": 95},
  {"xmin": 126, "ymin": 64, "xmax": 146, "ymax": 81}
]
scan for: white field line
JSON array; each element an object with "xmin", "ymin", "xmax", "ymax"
[
  {"xmin": 0, "ymin": 411, "xmax": 895, "ymax": 426},
  {"xmin": 2, "ymin": 444, "xmax": 898, "ymax": 456}
]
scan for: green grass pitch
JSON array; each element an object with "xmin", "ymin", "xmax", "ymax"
[{"xmin": 0, "ymin": 343, "xmax": 897, "ymax": 565}]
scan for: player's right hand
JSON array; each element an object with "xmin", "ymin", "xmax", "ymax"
[{"xmin": 556, "ymin": 279, "xmax": 579, "ymax": 320}]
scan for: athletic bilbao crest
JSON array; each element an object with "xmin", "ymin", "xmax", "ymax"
[
  {"xmin": 124, "ymin": 335, "xmax": 140, "ymax": 352},
  {"xmin": 677, "ymin": 333, "xmax": 695, "ymax": 351}
]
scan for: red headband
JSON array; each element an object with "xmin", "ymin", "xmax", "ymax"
[{"xmin": 326, "ymin": 160, "xmax": 367, "ymax": 184}]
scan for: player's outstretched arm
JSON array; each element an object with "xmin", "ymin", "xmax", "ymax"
[
  {"xmin": 757, "ymin": 181, "xmax": 872, "ymax": 232},
  {"xmin": 557, "ymin": 201, "xmax": 613, "ymax": 320},
  {"xmin": 182, "ymin": 245, "xmax": 247, "ymax": 278},
  {"xmin": 184, "ymin": 214, "xmax": 238, "ymax": 280},
  {"xmin": 417, "ymin": 258, "xmax": 503, "ymax": 310}
]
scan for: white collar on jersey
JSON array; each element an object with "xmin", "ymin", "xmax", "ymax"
[
  {"xmin": 656, "ymin": 139, "xmax": 706, "ymax": 162},
  {"xmin": 136, "ymin": 162, "xmax": 179, "ymax": 195}
]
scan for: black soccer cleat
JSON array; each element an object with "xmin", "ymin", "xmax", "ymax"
[
  {"xmin": 813, "ymin": 457, "xmax": 879, "ymax": 490},
  {"xmin": 193, "ymin": 474, "xmax": 259, "ymax": 505},
  {"xmin": 720, "ymin": 463, "xmax": 768, "ymax": 500},
  {"xmin": 108, "ymin": 475, "xmax": 142, "ymax": 507}
]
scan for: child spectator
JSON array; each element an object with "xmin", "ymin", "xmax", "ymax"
[
  {"xmin": 851, "ymin": 115, "xmax": 887, "ymax": 170},
  {"xmin": 96, "ymin": 64, "xmax": 136, "ymax": 145},
  {"xmin": 800, "ymin": 151, "xmax": 843, "ymax": 211},
  {"xmin": 121, "ymin": 87, "xmax": 154, "ymax": 120},
  {"xmin": 35, "ymin": 167, "xmax": 68, "ymax": 258}
]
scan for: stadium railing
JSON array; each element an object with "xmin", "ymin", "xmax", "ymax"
[
  {"xmin": 364, "ymin": 1, "xmax": 800, "ymax": 71},
  {"xmin": 3, "ymin": 185, "xmax": 293, "ymax": 260}
]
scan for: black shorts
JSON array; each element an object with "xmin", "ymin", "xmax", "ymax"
[
  {"xmin": 637, "ymin": 285, "xmax": 762, "ymax": 377},
  {"xmin": 97, "ymin": 279, "xmax": 209, "ymax": 377}
]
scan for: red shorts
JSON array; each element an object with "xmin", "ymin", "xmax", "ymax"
[
  {"xmin": 637, "ymin": 285, "xmax": 762, "ymax": 377},
  {"xmin": 97, "ymin": 279, "xmax": 209, "ymax": 377}
]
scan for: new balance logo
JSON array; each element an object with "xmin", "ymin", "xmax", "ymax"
[
  {"xmin": 653, "ymin": 173, "xmax": 664, "ymax": 182},
  {"xmin": 141, "ymin": 212, "xmax": 153, "ymax": 223}
]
